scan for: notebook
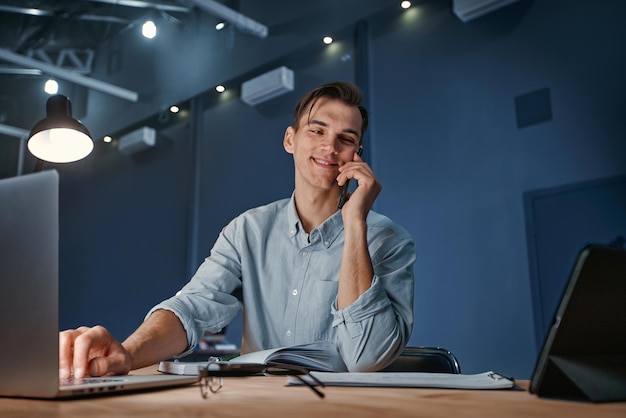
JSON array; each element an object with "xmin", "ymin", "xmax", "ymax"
[
  {"xmin": 0, "ymin": 170, "xmax": 197, "ymax": 399},
  {"xmin": 529, "ymin": 244, "xmax": 626, "ymax": 402}
]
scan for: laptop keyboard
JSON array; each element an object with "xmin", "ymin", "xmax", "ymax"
[{"xmin": 60, "ymin": 377, "xmax": 125, "ymax": 387}]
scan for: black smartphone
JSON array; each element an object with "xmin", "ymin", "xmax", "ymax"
[{"xmin": 338, "ymin": 147, "xmax": 363, "ymax": 209}]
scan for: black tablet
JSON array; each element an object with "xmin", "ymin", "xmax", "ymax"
[{"xmin": 529, "ymin": 244, "xmax": 626, "ymax": 402}]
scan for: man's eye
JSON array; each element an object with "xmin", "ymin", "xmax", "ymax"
[{"xmin": 340, "ymin": 137, "xmax": 356, "ymax": 144}]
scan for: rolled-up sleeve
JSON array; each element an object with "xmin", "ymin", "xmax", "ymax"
[
  {"xmin": 331, "ymin": 225, "xmax": 415, "ymax": 372},
  {"xmin": 144, "ymin": 198, "xmax": 415, "ymax": 368}
]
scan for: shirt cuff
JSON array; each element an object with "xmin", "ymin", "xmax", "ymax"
[{"xmin": 330, "ymin": 275, "xmax": 391, "ymax": 327}]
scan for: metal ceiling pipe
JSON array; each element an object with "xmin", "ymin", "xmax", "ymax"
[
  {"xmin": 0, "ymin": 48, "xmax": 139, "ymax": 102},
  {"xmin": 0, "ymin": 123, "xmax": 29, "ymax": 139},
  {"xmin": 85, "ymin": 0, "xmax": 191, "ymax": 13},
  {"xmin": 185, "ymin": 0, "xmax": 268, "ymax": 38},
  {"xmin": 0, "ymin": 124, "xmax": 29, "ymax": 176},
  {"xmin": 0, "ymin": 4, "xmax": 133, "ymax": 23}
]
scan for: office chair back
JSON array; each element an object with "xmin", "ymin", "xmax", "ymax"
[{"xmin": 381, "ymin": 347, "xmax": 461, "ymax": 374}]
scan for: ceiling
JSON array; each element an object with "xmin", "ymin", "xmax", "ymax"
[
  {"xmin": 0, "ymin": 0, "xmax": 185, "ymax": 52},
  {"xmin": 0, "ymin": 0, "xmax": 406, "ymax": 178},
  {"xmin": 0, "ymin": 0, "xmax": 229, "ymax": 177},
  {"xmin": 0, "ymin": 0, "xmax": 192, "ymax": 123}
]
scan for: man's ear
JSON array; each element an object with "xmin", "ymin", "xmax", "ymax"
[{"xmin": 283, "ymin": 126, "xmax": 295, "ymax": 155}]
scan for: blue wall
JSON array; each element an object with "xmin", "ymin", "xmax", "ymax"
[
  {"xmin": 366, "ymin": 0, "xmax": 626, "ymax": 377},
  {"xmin": 58, "ymin": 122, "xmax": 194, "ymax": 338},
  {"xmin": 56, "ymin": 0, "xmax": 626, "ymax": 379}
]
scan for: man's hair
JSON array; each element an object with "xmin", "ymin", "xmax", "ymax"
[{"xmin": 291, "ymin": 81, "xmax": 369, "ymax": 143}]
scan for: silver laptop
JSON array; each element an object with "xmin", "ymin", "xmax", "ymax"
[{"xmin": 0, "ymin": 170, "xmax": 196, "ymax": 398}]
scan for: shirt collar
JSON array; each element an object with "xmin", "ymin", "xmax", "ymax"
[{"xmin": 286, "ymin": 192, "xmax": 344, "ymax": 248}]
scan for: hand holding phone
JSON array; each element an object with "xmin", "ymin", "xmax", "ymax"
[{"xmin": 338, "ymin": 147, "xmax": 363, "ymax": 209}]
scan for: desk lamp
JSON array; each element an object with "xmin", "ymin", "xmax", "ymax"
[{"xmin": 27, "ymin": 95, "xmax": 93, "ymax": 166}]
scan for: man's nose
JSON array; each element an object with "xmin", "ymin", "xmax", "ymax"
[{"xmin": 320, "ymin": 135, "xmax": 340, "ymax": 153}]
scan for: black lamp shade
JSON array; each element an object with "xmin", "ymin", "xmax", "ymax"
[{"xmin": 27, "ymin": 95, "xmax": 94, "ymax": 163}]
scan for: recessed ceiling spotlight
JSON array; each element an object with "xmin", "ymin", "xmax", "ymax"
[
  {"xmin": 215, "ymin": 21, "xmax": 225, "ymax": 30},
  {"xmin": 216, "ymin": 85, "xmax": 226, "ymax": 93},
  {"xmin": 142, "ymin": 20, "xmax": 157, "ymax": 39},
  {"xmin": 401, "ymin": 1, "xmax": 412, "ymax": 9},
  {"xmin": 44, "ymin": 79, "xmax": 58, "ymax": 95},
  {"xmin": 103, "ymin": 135, "xmax": 113, "ymax": 143},
  {"xmin": 323, "ymin": 36, "xmax": 333, "ymax": 45},
  {"xmin": 169, "ymin": 105, "xmax": 180, "ymax": 113}
]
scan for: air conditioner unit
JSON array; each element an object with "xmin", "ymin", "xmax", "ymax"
[
  {"xmin": 452, "ymin": 0, "xmax": 519, "ymax": 22},
  {"xmin": 240, "ymin": 66, "xmax": 294, "ymax": 106},
  {"xmin": 118, "ymin": 126, "xmax": 156, "ymax": 155}
]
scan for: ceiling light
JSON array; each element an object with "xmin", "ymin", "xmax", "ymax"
[
  {"xmin": 27, "ymin": 95, "xmax": 93, "ymax": 163},
  {"xmin": 142, "ymin": 20, "xmax": 157, "ymax": 38},
  {"xmin": 44, "ymin": 79, "xmax": 58, "ymax": 95},
  {"xmin": 323, "ymin": 36, "xmax": 333, "ymax": 45},
  {"xmin": 401, "ymin": 1, "xmax": 412, "ymax": 9},
  {"xmin": 215, "ymin": 21, "xmax": 225, "ymax": 30},
  {"xmin": 169, "ymin": 105, "xmax": 180, "ymax": 113},
  {"xmin": 216, "ymin": 85, "xmax": 225, "ymax": 93},
  {"xmin": 103, "ymin": 135, "xmax": 113, "ymax": 143},
  {"xmin": 186, "ymin": 0, "xmax": 268, "ymax": 38}
]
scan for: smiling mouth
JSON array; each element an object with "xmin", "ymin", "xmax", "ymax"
[{"xmin": 312, "ymin": 157, "xmax": 338, "ymax": 169}]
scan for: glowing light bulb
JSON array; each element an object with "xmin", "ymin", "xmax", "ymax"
[
  {"xmin": 44, "ymin": 79, "xmax": 58, "ymax": 95},
  {"xmin": 142, "ymin": 20, "xmax": 157, "ymax": 39}
]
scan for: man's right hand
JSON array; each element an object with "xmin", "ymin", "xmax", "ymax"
[{"xmin": 59, "ymin": 325, "xmax": 132, "ymax": 379}]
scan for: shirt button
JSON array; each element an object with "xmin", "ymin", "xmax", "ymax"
[
  {"xmin": 301, "ymin": 251, "xmax": 308, "ymax": 256},
  {"xmin": 292, "ymin": 289, "xmax": 298, "ymax": 296},
  {"xmin": 324, "ymin": 241, "xmax": 330, "ymax": 246},
  {"xmin": 286, "ymin": 330, "xmax": 292, "ymax": 337}
]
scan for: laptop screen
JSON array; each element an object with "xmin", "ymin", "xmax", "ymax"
[
  {"xmin": 0, "ymin": 170, "xmax": 61, "ymax": 397},
  {"xmin": 0, "ymin": 170, "xmax": 197, "ymax": 399}
]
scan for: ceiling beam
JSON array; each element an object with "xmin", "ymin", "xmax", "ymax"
[{"xmin": 0, "ymin": 48, "xmax": 139, "ymax": 102}]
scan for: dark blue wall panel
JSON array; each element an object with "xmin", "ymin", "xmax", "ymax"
[{"xmin": 367, "ymin": 0, "xmax": 626, "ymax": 377}]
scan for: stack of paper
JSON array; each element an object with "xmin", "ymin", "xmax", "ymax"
[{"xmin": 289, "ymin": 371, "xmax": 515, "ymax": 390}]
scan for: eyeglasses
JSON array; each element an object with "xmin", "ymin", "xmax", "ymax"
[{"xmin": 198, "ymin": 358, "xmax": 325, "ymax": 399}]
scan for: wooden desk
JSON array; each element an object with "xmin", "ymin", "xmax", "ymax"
[{"xmin": 1, "ymin": 367, "xmax": 625, "ymax": 418}]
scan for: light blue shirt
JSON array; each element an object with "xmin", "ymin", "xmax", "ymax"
[{"xmin": 148, "ymin": 194, "xmax": 416, "ymax": 371}]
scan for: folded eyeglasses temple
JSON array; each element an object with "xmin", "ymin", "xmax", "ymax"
[
  {"xmin": 198, "ymin": 359, "xmax": 325, "ymax": 399},
  {"xmin": 287, "ymin": 373, "xmax": 325, "ymax": 399}
]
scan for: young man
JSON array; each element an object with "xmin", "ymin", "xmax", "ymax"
[{"xmin": 59, "ymin": 81, "xmax": 416, "ymax": 379}]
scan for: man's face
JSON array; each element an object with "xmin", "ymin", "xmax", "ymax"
[{"xmin": 283, "ymin": 98, "xmax": 362, "ymax": 193}]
